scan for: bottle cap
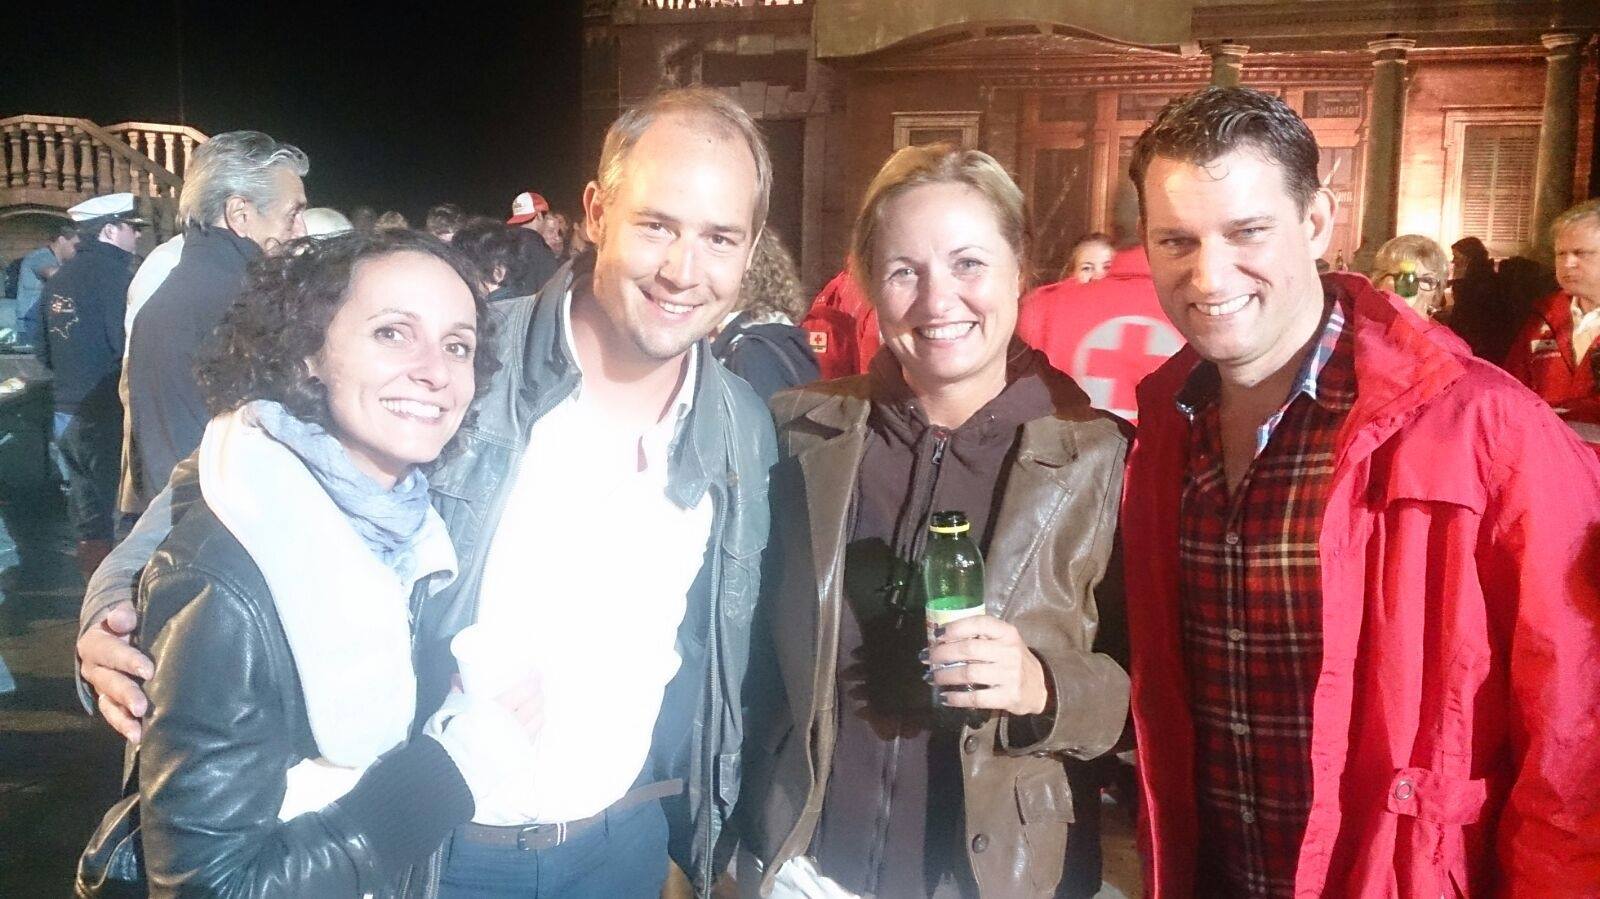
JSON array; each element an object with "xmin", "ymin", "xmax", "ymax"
[{"xmin": 929, "ymin": 510, "xmax": 971, "ymax": 534}]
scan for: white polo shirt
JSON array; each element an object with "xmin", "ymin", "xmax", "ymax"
[{"xmin": 471, "ymin": 290, "xmax": 714, "ymax": 825}]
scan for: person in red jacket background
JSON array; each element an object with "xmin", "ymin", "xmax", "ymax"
[
  {"xmin": 1504, "ymin": 198, "xmax": 1600, "ymax": 448},
  {"xmin": 1016, "ymin": 245, "xmax": 1183, "ymax": 423},
  {"xmin": 1121, "ymin": 86, "xmax": 1600, "ymax": 898},
  {"xmin": 803, "ymin": 268, "xmax": 881, "ymax": 379}
]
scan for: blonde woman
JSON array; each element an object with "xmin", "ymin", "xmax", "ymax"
[{"xmin": 737, "ymin": 146, "xmax": 1129, "ymax": 899}]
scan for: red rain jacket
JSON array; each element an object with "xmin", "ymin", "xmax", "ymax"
[{"xmin": 1123, "ymin": 274, "xmax": 1600, "ymax": 898}]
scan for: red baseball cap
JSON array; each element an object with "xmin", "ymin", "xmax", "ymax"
[{"xmin": 507, "ymin": 191, "xmax": 549, "ymax": 225}]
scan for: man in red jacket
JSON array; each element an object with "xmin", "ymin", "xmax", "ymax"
[
  {"xmin": 1504, "ymin": 198, "xmax": 1600, "ymax": 447},
  {"xmin": 1016, "ymin": 245, "xmax": 1183, "ymax": 422},
  {"xmin": 1122, "ymin": 87, "xmax": 1600, "ymax": 898}
]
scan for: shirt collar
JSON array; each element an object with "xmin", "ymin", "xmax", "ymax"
[
  {"xmin": 1174, "ymin": 293, "xmax": 1349, "ymax": 420},
  {"xmin": 1570, "ymin": 296, "xmax": 1600, "ymax": 332},
  {"xmin": 556, "ymin": 287, "xmax": 700, "ymax": 426}
]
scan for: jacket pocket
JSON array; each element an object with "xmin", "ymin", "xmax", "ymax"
[
  {"xmin": 1015, "ymin": 763, "xmax": 1074, "ymax": 893},
  {"xmin": 1385, "ymin": 766, "xmax": 1487, "ymax": 825}
]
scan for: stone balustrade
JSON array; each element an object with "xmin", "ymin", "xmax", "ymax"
[
  {"xmin": 0, "ymin": 115, "xmax": 205, "ymax": 240},
  {"xmin": 0, "ymin": 116, "xmax": 204, "ymax": 204}
]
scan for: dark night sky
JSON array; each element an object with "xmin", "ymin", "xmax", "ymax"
[{"xmin": 3, "ymin": 1, "xmax": 585, "ymax": 223}]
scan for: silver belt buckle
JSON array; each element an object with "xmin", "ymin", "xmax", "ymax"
[{"xmin": 515, "ymin": 821, "xmax": 567, "ymax": 851}]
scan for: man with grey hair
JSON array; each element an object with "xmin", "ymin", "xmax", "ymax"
[
  {"xmin": 80, "ymin": 89, "xmax": 774, "ymax": 896},
  {"xmin": 117, "ymin": 129, "xmax": 308, "ymax": 519}
]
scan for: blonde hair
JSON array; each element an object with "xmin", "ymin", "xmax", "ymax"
[
  {"xmin": 849, "ymin": 144, "xmax": 1028, "ymax": 300},
  {"xmin": 1552, "ymin": 198, "xmax": 1600, "ymax": 239},
  {"xmin": 595, "ymin": 86, "xmax": 772, "ymax": 236},
  {"xmin": 1374, "ymin": 234, "xmax": 1447, "ymax": 282}
]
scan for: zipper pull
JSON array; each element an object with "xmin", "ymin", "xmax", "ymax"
[{"xmin": 930, "ymin": 428, "xmax": 950, "ymax": 466}]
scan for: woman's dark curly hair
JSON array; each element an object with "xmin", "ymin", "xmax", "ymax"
[{"xmin": 195, "ymin": 229, "xmax": 499, "ymax": 448}]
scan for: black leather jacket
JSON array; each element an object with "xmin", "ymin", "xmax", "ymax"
[{"xmin": 132, "ymin": 489, "xmax": 472, "ymax": 898}]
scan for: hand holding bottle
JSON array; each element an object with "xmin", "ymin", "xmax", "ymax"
[{"xmin": 924, "ymin": 615, "xmax": 1050, "ymax": 717}]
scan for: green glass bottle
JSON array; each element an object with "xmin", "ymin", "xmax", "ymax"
[
  {"xmin": 922, "ymin": 510, "xmax": 987, "ymax": 729},
  {"xmin": 1394, "ymin": 259, "xmax": 1419, "ymax": 299}
]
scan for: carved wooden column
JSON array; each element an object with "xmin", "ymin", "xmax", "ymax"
[
  {"xmin": 1531, "ymin": 32, "xmax": 1586, "ymax": 252},
  {"xmin": 60, "ymin": 125, "xmax": 78, "ymax": 191},
  {"xmin": 79, "ymin": 135, "xmax": 96, "ymax": 193},
  {"xmin": 1208, "ymin": 42, "xmax": 1249, "ymax": 88},
  {"xmin": 25, "ymin": 123, "xmax": 43, "ymax": 188},
  {"xmin": 1354, "ymin": 37, "xmax": 1414, "ymax": 272},
  {"xmin": 6, "ymin": 125, "xmax": 21, "ymax": 187},
  {"xmin": 161, "ymin": 133, "xmax": 177, "ymax": 173},
  {"xmin": 41, "ymin": 126, "xmax": 59, "ymax": 189}
]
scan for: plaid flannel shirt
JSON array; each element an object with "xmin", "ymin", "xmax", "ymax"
[{"xmin": 1174, "ymin": 295, "xmax": 1355, "ymax": 898}]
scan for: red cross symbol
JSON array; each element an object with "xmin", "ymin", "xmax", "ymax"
[{"xmin": 1084, "ymin": 321, "xmax": 1173, "ymax": 413}]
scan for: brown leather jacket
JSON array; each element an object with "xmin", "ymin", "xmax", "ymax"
[{"xmin": 737, "ymin": 373, "xmax": 1131, "ymax": 897}]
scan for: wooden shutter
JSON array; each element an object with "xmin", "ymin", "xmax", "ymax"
[{"xmin": 1458, "ymin": 124, "xmax": 1538, "ymax": 255}]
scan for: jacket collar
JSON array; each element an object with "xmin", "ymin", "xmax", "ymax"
[
  {"xmin": 78, "ymin": 238, "xmax": 135, "ymax": 265},
  {"xmin": 517, "ymin": 251, "xmax": 720, "ymax": 507},
  {"xmin": 181, "ymin": 223, "xmax": 263, "ymax": 269},
  {"xmin": 1138, "ymin": 273, "xmax": 1465, "ymax": 463}
]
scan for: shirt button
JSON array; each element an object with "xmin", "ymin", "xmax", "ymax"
[
  {"xmin": 962, "ymin": 734, "xmax": 979, "ymax": 754},
  {"xmin": 1224, "ymin": 532, "xmax": 1241, "ymax": 547},
  {"xmin": 1227, "ymin": 628, "xmax": 1245, "ymax": 643},
  {"xmin": 1394, "ymin": 778, "xmax": 1414, "ymax": 800},
  {"xmin": 1230, "ymin": 721, "xmax": 1250, "ymax": 736},
  {"xmin": 1241, "ymin": 809, "xmax": 1256, "ymax": 824},
  {"xmin": 971, "ymin": 833, "xmax": 990, "ymax": 853}
]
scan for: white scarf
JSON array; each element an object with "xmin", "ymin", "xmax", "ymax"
[{"xmin": 197, "ymin": 407, "xmax": 457, "ymax": 818}]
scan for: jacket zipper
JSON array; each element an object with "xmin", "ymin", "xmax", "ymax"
[
  {"xmin": 701, "ymin": 487, "xmax": 727, "ymax": 897},
  {"xmin": 865, "ymin": 427, "xmax": 950, "ymax": 893}
]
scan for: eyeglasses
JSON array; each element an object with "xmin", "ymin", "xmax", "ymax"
[{"xmin": 1378, "ymin": 272, "xmax": 1441, "ymax": 293}]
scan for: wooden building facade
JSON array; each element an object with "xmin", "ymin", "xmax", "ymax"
[{"xmin": 587, "ymin": 0, "xmax": 1599, "ymax": 291}]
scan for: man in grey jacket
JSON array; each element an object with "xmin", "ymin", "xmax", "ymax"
[{"xmin": 78, "ymin": 87, "xmax": 776, "ymax": 897}]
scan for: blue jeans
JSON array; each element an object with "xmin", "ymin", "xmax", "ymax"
[{"xmin": 439, "ymin": 799, "xmax": 669, "ymax": 898}]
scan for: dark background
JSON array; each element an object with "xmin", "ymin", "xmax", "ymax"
[{"xmin": 2, "ymin": 1, "xmax": 586, "ymax": 222}]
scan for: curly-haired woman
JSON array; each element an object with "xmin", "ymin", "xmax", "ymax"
[
  {"xmin": 79, "ymin": 230, "xmax": 541, "ymax": 897},
  {"xmin": 711, "ymin": 229, "xmax": 821, "ymax": 402}
]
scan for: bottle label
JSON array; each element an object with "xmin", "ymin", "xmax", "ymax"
[{"xmin": 925, "ymin": 598, "xmax": 986, "ymax": 642}]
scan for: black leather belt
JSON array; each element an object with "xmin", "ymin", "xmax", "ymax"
[{"xmin": 458, "ymin": 778, "xmax": 684, "ymax": 852}]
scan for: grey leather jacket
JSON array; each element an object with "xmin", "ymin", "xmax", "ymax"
[{"xmin": 82, "ymin": 255, "xmax": 776, "ymax": 897}]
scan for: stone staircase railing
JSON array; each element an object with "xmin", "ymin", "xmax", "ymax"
[{"xmin": 0, "ymin": 115, "xmax": 209, "ymax": 234}]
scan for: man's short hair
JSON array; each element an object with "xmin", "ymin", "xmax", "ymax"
[
  {"xmin": 1127, "ymin": 87, "xmax": 1321, "ymax": 216},
  {"xmin": 1552, "ymin": 198, "xmax": 1600, "ymax": 240},
  {"xmin": 50, "ymin": 223, "xmax": 78, "ymax": 243},
  {"xmin": 179, "ymin": 131, "xmax": 310, "ymax": 229},
  {"xmin": 595, "ymin": 86, "xmax": 772, "ymax": 236}
]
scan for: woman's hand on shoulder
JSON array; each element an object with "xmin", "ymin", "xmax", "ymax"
[{"xmin": 924, "ymin": 615, "xmax": 1050, "ymax": 717}]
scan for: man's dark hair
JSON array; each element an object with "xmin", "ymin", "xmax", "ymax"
[
  {"xmin": 1127, "ymin": 87, "xmax": 1321, "ymax": 215},
  {"xmin": 451, "ymin": 217, "xmax": 526, "ymax": 294},
  {"xmin": 196, "ymin": 229, "xmax": 498, "ymax": 438},
  {"xmin": 51, "ymin": 223, "xmax": 78, "ymax": 242},
  {"xmin": 425, "ymin": 203, "xmax": 465, "ymax": 238}
]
